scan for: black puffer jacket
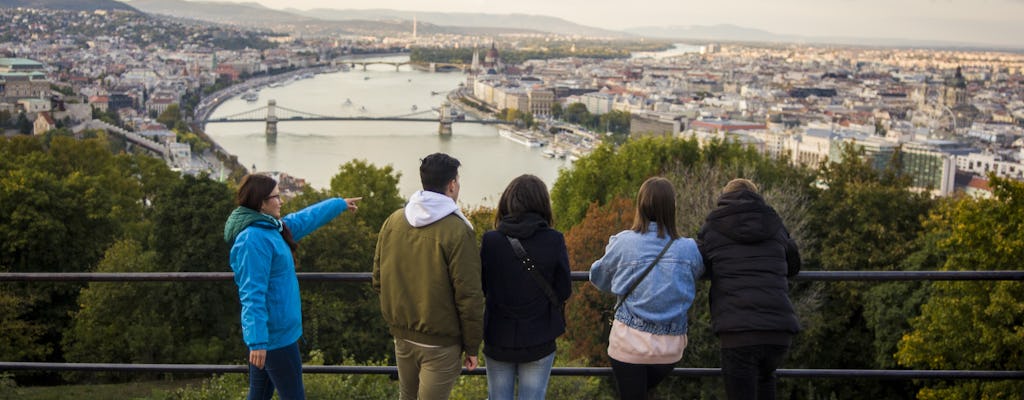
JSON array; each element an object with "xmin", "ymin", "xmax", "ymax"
[{"xmin": 698, "ymin": 190, "xmax": 801, "ymax": 346}]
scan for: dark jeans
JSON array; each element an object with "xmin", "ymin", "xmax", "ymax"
[
  {"xmin": 721, "ymin": 344, "xmax": 789, "ymax": 400},
  {"xmin": 248, "ymin": 341, "xmax": 305, "ymax": 400},
  {"xmin": 609, "ymin": 358, "xmax": 675, "ymax": 400}
]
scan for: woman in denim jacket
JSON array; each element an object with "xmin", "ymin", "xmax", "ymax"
[{"xmin": 590, "ymin": 177, "xmax": 705, "ymax": 400}]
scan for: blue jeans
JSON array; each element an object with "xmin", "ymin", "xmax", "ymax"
[
  {"xmin": 248, "ymin": 341, "xmax": 305, "ymax": 400},
  {"xmin": 485, "ymin": 351, "xmax": 556, "ymax": 400},
  {"xmin": 721, "ymin": 344, "xmax": 789, "ymax": 400}
]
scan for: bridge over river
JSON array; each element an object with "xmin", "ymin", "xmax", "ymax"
[{"xmin": 200, "ymin": 99, "xmax": 502, "ymax": 143}]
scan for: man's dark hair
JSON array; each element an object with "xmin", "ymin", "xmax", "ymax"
[{"xmin": 420, "ymin": 153, "xmax": 461, "ymax": 194}]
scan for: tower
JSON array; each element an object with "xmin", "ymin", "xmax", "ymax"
[
  {"xmin": 944, "ymin": 66, "xmax": 967, "ymax": 107},
  {"xmin": 265, "ymin": 99, "xmax": 278, "ymax": 144},
  {"xmin": 412, "ymin": 17, "xmax": 417, "ymax": 38},
  {"xmin": 438, "ymin": 101, "xmax": 453, "ymax": 136},
  {"xmin": 471, "ymin": 50, "xmax": 480, "ymax": 74}
]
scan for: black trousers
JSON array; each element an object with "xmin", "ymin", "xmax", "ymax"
[
  {"xmin": 609, "ymin": 358, "xmax": 675, "ymax": 400},
  {"xmin": 721, "ymin": 344, "xmax": 789, "ymax": 400}
]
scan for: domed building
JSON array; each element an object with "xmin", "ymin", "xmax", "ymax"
[
  {"xmin": 939, "ymin": 66, "xmax": 982, "ymax": 135},
  {"xmin": 482, "ymin": 42, "xmax": 502, "ymax": 74}
]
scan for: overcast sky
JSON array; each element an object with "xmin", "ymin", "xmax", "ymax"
[{"xmin": 194, "ymin": 0, "xmax": 1024, "ymax": 47}]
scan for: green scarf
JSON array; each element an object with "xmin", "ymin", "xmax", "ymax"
[{"xmin": 224, "ymin": 206, "xmax": 281, "ymax": 244}]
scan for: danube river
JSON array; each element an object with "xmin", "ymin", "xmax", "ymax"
[{"xmin": 205, "ymin": 60, "xmax": 569, "ymax": 206}]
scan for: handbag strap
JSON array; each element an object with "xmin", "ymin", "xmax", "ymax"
[
  {"xmin": 506, "ymin": 236, "xmax": 562, "ymax": 308},
  {"xmin": 614, "ymin": 238, "xmax": 676, "ymax": 313}
]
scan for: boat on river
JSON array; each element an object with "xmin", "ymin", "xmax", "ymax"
[{"xmin": 499, "ymin": 127, "xmax": 546, "ymax": 148}]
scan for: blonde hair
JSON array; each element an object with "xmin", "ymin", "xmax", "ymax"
[{"xmin": 723, "ymin": 178, "xmax": 758, "ymax": 194}]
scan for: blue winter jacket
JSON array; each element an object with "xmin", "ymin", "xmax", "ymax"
[
  {"xmin": 226, "ymin": 198, "xmax": 348, "ymax": 351},
  {"xmin": 590, "ymin": 223, "xmax": 705, "ymax": 336}
]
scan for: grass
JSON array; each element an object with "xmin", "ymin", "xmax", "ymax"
[{"xmin": 0, "ymin": 379, "xmax": 206, "ymax": 400}]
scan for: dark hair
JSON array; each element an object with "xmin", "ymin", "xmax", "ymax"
[
  {"xmin": 494, "ymin": 174, "xmax": 553, "ymax": 228},
  {"xmin": 630, "ymin": 177, "xmax": 679, "ymax": 239},
  {"xmin": 420, "ymin": 153, "xmax": 461, "ymax": 194},
  {"xmin": 236, "ymin": 174, "xmax": 298, "ymax": 257},
  {"xmin": 237, "ymin": 174, "xmax": 276, "ymax": 210}
]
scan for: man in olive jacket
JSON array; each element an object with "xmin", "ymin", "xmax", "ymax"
[{"xmin": 373, "ymin": 153, "xmax": 483, "ymax": 400}]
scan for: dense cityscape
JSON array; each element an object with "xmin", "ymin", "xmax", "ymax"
[
  {"xmin": 2, "ymin": 6, "xmax": 1023, "ymax": 197},
  {"xmin": 1, "ymin": 2, "xmax": 1023, "ymax": 399}
]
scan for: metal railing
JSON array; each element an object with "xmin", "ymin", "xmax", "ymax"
[{"xmin": 2, "ymin": 270, "xmax": 1023, "ymax": 380}]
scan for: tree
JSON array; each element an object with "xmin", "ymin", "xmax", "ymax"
[
  {"xmin": 562, "ymin": 197, "xmax": 634, "ymax": 364},
  {"xmin": 62, "ymin": 175, "xmax": 240, "ymax": 380},
  {"xmin": 156, "ymin": 104, "xmax": 181, "ymax": 129},
  {"xmin": 564, "ymin": 103, "xmax": 590, "ymax": 125},
  {"xmin": 16, "ymin": 112, "xmax": 31, "ymax": 134},
  {"xmin": 0, "ymin": 136, "xmax": 145, "ymax": 373},
  {"xmin": 896, "ymin": 177, "xmax": 1024, "ymax": 399},
  {"xmin": 791, "ymin": 143, "xmax": 935, "ymax": 399},
  {"xmin": 297, "ymin": 160, "xmax": 407, "ymax": 364},
  {"xmin": 550, "ymin": 103, "xmax": 564, "ymax": 120},
  {"xmin": 550, "ymin": 137, "xmax": 703, "ymax": 231},
  {"xmin": 328, "ymin": 159, "xmax": 404, "ymax": 230}
]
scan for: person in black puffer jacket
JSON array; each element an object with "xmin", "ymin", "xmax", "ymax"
[{"xmin": 698, "ymin": 178, "xmax": 801, "ymax": 400}]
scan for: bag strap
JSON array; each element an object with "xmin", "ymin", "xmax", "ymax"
[
  {"xmin": 614, "ymin": 238, "xmax": 676, "ymax": 313},
  {"xmin": 506, "ymin": 236, "xmax": 562, "ymax": 308}
]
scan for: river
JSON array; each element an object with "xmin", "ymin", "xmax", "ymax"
[
  {"xmin": 205, "ymin": 59, "xmax": 569, "ymax": 207},
  {"xmin": 205, "ymin": 44, "xmax": 700, "ymax": 206}
]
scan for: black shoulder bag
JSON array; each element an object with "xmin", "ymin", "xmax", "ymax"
[
  {"xmin": 612, "ymin": 238, "xmax": 676, "ymax": 314},
  {"xmin": 506, "ymin": 236, "xmax": 565, "ymax": 320}
]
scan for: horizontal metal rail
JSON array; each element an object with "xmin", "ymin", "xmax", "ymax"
[
  {"xmin": 1, "ymin": 362, "xmax": 1021, "ymax": 380},
  {"xmin": 2, "ymin": 270, "xmax": 1023, "ymax": 282},
  {"xmin": 3, "ymin": 271, "xmax": 1021, "ymax": 381}
]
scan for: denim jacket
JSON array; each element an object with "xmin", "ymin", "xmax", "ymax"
[{"xmin": 590, "ymin": 223, "xmax": 704, "ymax": 335}]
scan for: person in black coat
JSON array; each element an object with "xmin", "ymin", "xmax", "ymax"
[
  {"xmin": 698, "ymin": 178, "xmax": 801, "ymax": 400},
  {"xmin": 480, "ymin": 174, "xmax": 572, "ymax": 400}
]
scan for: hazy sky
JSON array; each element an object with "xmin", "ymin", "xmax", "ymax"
[{"xmin": 195, "ymin": 0, "xmax": 1024, "ymax": 47}]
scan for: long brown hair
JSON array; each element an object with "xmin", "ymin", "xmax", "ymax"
[
  {"xmin": 630, "ymin": 177, "xmax": 680, "ymax": 239},
  {"xmin": 494, "ymin": 174, "xmax": 553, "ymax": 228},
  {"xmin": 237, "ymin": 174, "xmax": 299, "ymax": 257}
]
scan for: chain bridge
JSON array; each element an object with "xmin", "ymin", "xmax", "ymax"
[{"xmin": 200, "ymin": 99, "xmax": 501, "ymax": 143}]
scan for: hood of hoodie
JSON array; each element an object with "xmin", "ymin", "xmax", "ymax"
[
  {"xmin": 705, "ymin": 190, "xmax": 782, "ymax": 244},
  {"xmin": 224, "ymin": 206, "xmax": 281, "ymax": 244},
  {"xmin": 496, "ymin": 212, "xmax": 548, "ymax": 239},
  {"xmin": 404, "ymin": 190, "xmax": 473, "ymax": 229}
]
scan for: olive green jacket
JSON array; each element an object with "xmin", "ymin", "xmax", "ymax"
[{"xmin": 372, "ymin": 208, "xmax": 484, "ymax": 356}]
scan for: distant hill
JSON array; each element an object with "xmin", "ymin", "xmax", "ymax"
[
  {"xmin": 286, "ymin": 8, "xmax": 629, "ymax": 38},
  {"xmin": 126, "ymin": 0, "xmax": 313, "ymax": 26},
  {"xmin": 0, "ymin": 0, "xmax": 137, "ymax": 11},
  {"xmin": 125, "ymin": 1, "xmax": 594, "ymax": 37},
  {"xmin": 625, "ymin": 24, "xmax": 1024, "ymax": 51}
]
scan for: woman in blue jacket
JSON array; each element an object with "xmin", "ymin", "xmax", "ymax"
[
  {"xmin": 480, "ymin": 174, "xmax": 572, "ymax": 400},
  {"xmin": 224, "ymin": 174, "xmax": 360, "ymax": 400},
  {"xmin": 590, "ymin": 177, "xmax": 704, "ymax": 400}
]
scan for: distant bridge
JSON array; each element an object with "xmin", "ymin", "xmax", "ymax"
[
  {"xmin": 349, "ymin": 60, "xmax": 409, "ymax": 71},
  {"xmin": 348, "ymin": 61, "xmax": 467, "ymax": 72},
  {"xmin": 200, "ymin": 100, "xmax": 502, "ymax": 143}
]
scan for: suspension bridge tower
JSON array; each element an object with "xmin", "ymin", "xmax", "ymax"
[
  {"xmin": 266, "ymin": 99, "xmax": 278, "ymax": 144},
  {"xmin": 438, "ymin": 101, "xmax": 453, "ymax": 136}
]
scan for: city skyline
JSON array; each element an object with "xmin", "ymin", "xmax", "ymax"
[{"xmin": 164, "ymin": 0, "xmax": 1024, "ymax": 48}]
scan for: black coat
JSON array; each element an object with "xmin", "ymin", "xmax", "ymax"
[
  {"xmin": 698, "ymin": 190, "xmax": 801, "ymax": 343},
  {"xmin": 481, "ymin": 212, "xmax": 572, "ymax": 362}
]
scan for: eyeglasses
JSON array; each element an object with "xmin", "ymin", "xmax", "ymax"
[{"xmin": 266, "ymin": 194, "xmax": 281, "ymax": 201}]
